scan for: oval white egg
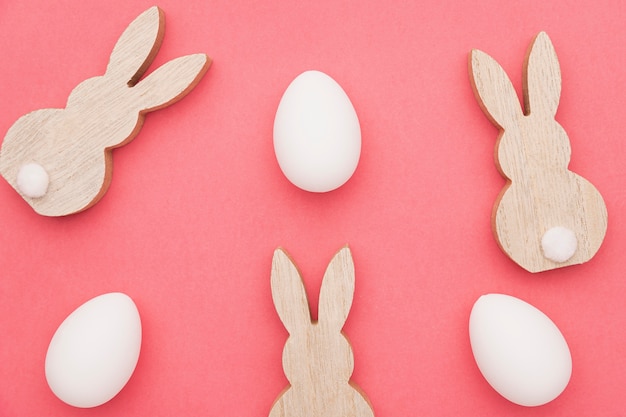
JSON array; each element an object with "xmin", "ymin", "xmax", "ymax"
[
  {"xmin": 469, "ymin": 293, "xmax": 571, "ymax": 407},
  {"xmin": 273, "ymin": 70, "xmax": 361, "ymax": 192},
  {"xmin": 45, "ymin": 292, "xmax": 142, "ymax": 408}
]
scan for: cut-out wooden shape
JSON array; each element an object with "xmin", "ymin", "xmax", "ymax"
[
  {"xmin": 469, "ymin": 32, "xmax": 607, "ymax": 273},
  {"xmin": 0, "ymin": 6, "xmax": 211, "ymax": 216},
  {"xmin": 269, "ymin": 247, "xmax": 374, "ymax": 417}
]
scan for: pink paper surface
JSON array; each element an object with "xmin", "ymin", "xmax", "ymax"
[{"xmin": 1, "ymin": 0, "xmax": 625, "ymax": 415}]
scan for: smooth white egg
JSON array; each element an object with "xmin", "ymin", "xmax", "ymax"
[
  {"xmin": 45, "ymin": 292, "xmax": 142, "ymax": 408},
  {"xmin": 273, "ymin": 70, "xmax": 361, "ymax": 192},
  {"xmin": 469, "ymin": 293, "xmax": 572, "ymax": 407}
]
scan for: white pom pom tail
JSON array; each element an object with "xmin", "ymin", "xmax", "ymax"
[
  {"xmin": 541, "ymin": 226, "xmax": 577, "ymax": 263},
  {"xmin": 16, "ymin": 162, "xmax": 49, "ymax": 198}
]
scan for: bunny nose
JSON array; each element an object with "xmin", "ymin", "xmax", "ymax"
[
  {"xmin": 16, "ymin": 162, "xmax": 49, "ymax": 198},
  {"xmin": 541, "ymin": 226, "xmax": 577, "ymax": 263}
]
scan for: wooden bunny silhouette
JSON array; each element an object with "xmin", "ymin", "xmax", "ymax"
[
  {"xmin": 469, "ymin": 32, "xmax": 607, "ymax": 273},
  {"xmin": 0, "ymin": 6, "xmax": 210, "ymax": 216},
  {"xmin": 270, "ymin": 247, "xmax": 374, "ymax": 417}
]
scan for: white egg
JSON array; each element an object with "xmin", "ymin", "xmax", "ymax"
[
  {"xmin": 469, "ymin": 293, "xmax": 572, "ymax": 407},
  {"xmin": 45, "ymin": 292, "xmax": 142, "ymax": 408},
  {"xmin": 273, "ymin": 70, "xmax": 361, "ymax": 192}
]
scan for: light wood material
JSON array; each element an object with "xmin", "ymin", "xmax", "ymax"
[
  {"xmin": 269, "ymin": 247, "xmax": 374, "ymax": 417},
  {"xmin": 0, "ymin": 6, "xmax": 210, "ymax": 216},
  {"xmin": 469, "ymin": 32, "xmax": 607, "ymax": 273}
]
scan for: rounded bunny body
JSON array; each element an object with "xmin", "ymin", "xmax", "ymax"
[
  {"xmin": 0, "ymin": 6, "xmax": 210, "ymax": 216},
  {"xmin": 1, "ymin": 109, "xmax": 109, "ymax": 215},
  {"xmin": 495, "ymin": 171, "xmax": 607, "ymax": 272},
  {"xmin": 0, "ymin": 82, "xmax": 145, "ymax": 215},
  {"xmin": 274, "ymin": 326, "xmax": 373, "ymax": 417},
  {"xmin": 270, "ymin": 379, "xmax": 374, "ymax": 417},
  {"xmin": 470, "ymin": 32, "xmax": 607, "ymax": 272},
  {"xmin": 270, "ymin": 248, "xmax": 374, "ymax": 417}
]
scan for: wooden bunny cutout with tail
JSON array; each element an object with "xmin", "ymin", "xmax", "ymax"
[
  {"xmin": 469, "ymin": 32, "xmax": 607, "ymax": 273},
  {"xmin": 270, "ymin": 247, "xmax": 374, "ymax": 417},
  {"xmin": 0, "ymin": 6, "xmax": 210, "ymax": 216}
]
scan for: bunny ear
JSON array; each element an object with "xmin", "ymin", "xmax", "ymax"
[
  {"xmin": 523, "ymin": 32, "xmax": 561, "ymax": 118},
  {"xmin": 469, "ymin": 48, "xmax": 524, "ymax": 129},
  {"xmin": 318, "ymin": 247, "xmax": 354, "ymax": 331},
  {"xmin": 271, "ymin": 248, "xmax": 312, "ymax": 335},
  {"xmin": 105, "ymin": 6, "xmax": 164, "ymax": 86},
  {"xmin": 133, "ymin": 53, "xmax": 210, "ymax": 112}
]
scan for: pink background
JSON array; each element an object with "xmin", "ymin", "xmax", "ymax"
[{"xmin": 1, "ymin": 0, "xmax": 625, "ymax": 415}]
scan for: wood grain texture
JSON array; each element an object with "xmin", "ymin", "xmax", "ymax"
[
  {"xmin": 469, "ymin": 32, "xmax": 607, "ymax": 273},
  {"xmin": 0, "ymin": 6, "xmax": 210, "ymax": 216},
  {"xmin": 270, "ymin": 247, "xmax": 374, "ymax": 417}
]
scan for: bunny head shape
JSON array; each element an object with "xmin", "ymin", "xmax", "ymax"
[
  {"xmin": 270, "ymin": 247, "xmax": 374, "ymax": 417},
  {"xmin": 469, "ymin": 32, "xmax": 607, "ymax": 273},
  {"xmin": 0, "ymin": 6, "xmax": 210, "ymax": 216}
]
